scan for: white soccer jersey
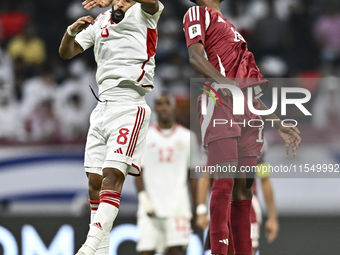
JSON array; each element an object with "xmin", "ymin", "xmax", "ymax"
[
  {"xmin": 139, "ymin": 123, "xmax": 200, "ymax": 218},
  {"xmin": 75, "ymin": 2, "xmax": 164, "ymax": 101}
]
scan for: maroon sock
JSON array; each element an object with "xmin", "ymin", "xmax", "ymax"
[
  {"xmin": 210, "ymin": 178, "xmax": 234, "ymax": 255},
  {"xmin": 231, "ymin": 199, "xmax": 252, "ymax": 255}
]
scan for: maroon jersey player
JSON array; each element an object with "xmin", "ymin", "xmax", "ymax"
[{"xmin": 183, "ymin": 1, "xmax": 301, "ymax": 255}]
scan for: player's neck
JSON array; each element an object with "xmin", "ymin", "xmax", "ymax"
[
  {"xmin": 157, "ymin": 121, "xmax": 174, "ymax": 130},
  {"xmin": 200, "ymin": 0, "xmax": 222, "ymax": 14}
]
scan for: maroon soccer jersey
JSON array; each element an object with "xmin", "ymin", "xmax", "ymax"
[{"xmin": 183, "ymin": 6, "xmax": 267, "ymax": 92}]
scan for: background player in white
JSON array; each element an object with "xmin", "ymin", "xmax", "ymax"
[
  {"xmin": 135, "ymin": 93, "xmax": 199, "ymax": 255},
  {"xmin": 59, "ymin": 1, "xmax": 163, "ymax": 254}
]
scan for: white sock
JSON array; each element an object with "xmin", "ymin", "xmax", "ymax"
[
  {"xmin": 80, "ymin": 190, "xmax": 121, "ymax": 254},
  {"xmin": 90, "ymin": 207, "xmax": 110, "ymax": 255}
]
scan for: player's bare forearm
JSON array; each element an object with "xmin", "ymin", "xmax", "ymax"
[
  {"xmin": 258, "ymin": 99, "xmax": 281, "ymax": 129},
  {"xmin": 188, "ymin": 43, "xmax": 238, "ymax": 96},
  {"xmin": 196, "ymin": 172, "xmax": 210, "ymax": 205},
  {"xmin": 59, "ymin": 16, "xmax": 94, "ymax": 59},
  {"xmin": 59, "ymin": 33, "xmax": 82, "ymax": 59},
  {"xmin": 261, "ymin": 178, "xmax": 277, "ymax": 220},
  {"xmin": 135, "ymin": 0, "xmax": 159, "ymax": 15},
  {"xmin": 261, "ymin": 178, "xmax": 279, "ymax": 242}
]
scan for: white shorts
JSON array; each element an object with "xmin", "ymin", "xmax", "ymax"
[
  {"xmin": 137, "ymin": 215, "xmax": 191, "ymax": 252},
  {"xmin": 84, "ymin": 99, "xmax": 151, "ymax": 177}
]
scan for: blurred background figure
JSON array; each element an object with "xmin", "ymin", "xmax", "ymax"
[
  {"xmin": 312, "ymin": 70, "xmax": 340, "ymax": 134},
  {"xmin": 314, "ymin": 1, "xmax": 340, "ymax": 66},
  {"xmin": 0, "ymin": 90, "xmax": 25, "ymax": 142},
  {"xmin": 7, "ymin": 22, "xmax": 46, "ymax": 67}
]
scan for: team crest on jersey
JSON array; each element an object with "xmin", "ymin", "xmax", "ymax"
[{"xmin": 189, "ymin": 24, "xmax": 201, "ymax": 39}]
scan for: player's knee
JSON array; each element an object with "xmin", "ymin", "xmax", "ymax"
[
  {"xmin": 168, "ymin": 246, "xmax": 186, "ymax": 255},
  {"xmin": 233, "ymin": 181, "xmax": 253, "ymax": 201},
  {"xmin": 101, "ymin": 168, "xmax": 125, "ymax": 192}
]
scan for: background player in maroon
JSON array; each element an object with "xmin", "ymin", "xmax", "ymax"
[{"xmin": 183, "ymin": 1, "xmax": 301, "ymax": 255}]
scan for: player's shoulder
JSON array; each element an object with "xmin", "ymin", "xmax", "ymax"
[
  {"xmin": 184, "ymin": 5, "xmax": 207, "ymax": 21},
  {"xmin": 93, "ymin": 9, "xmax": 111, "ymax": 24}
]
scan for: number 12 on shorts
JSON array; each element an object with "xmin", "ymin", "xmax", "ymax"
[{"xmin": 256, "ymin": 126, "xmax": 264, "ymax": 143}]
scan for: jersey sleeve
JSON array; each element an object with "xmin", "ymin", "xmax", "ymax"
[
  {"xmin": 183, "ymin": 6, "xmax": 208, "ymax": 48},
  {"xmin": 139, "ymin": 1, "xmax": 164, "ymax": 29},
  {"xmin": 74, "ymin": 22, "xmax": 95, "ymax": 51}
]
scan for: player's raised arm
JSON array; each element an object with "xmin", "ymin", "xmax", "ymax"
[
  {"xmin": 188, "ymin": 43, "xmax": 239, "ymax": 97},
  {"xmin": 134, "ymin": 0, "xmax": 159, "ymax": 15},
  {"xmin": 59, "ymin": 16, "xmax": 94, "ymax": 59},
  {"xmin": 258, "ymin": 99, "xmax": 302, "ymax": 156},
  {"xmin": 82, "ymin": 0, "xmax": 113, "ymax": 10}
]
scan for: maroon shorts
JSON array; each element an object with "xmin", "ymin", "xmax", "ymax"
[
  {"xmin": 199, "ymin": 88, "xmax": 264, "ymax": 165},
  {"xmin": 207, "ymin": 135, "xmax": 263, "ymax": 166}
]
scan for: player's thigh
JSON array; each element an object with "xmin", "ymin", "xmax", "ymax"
[
  {"xmin": 137, "ymin": 215, "xmax": 162, "ymax": 253},
  {"xmin": 104, "ymin": 102, "xmax": 151, "ymax": 176},
  {"xmin": 84, "ymin": 104, "xmax": 108, "ymax": 172},
  {"xmin": 208, "ymin": 137, "xmax": 239, "ymax": 179},
  {"xmin": 165, "ymin": 217, "xmax": 190, "ymax": 249}
]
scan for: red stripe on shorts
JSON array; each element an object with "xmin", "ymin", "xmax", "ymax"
[
  {"xmin": 126, "ymin": 107, "xmax": 145, "ymax": 157},
  {"xmin": 126, "ymin": 107, "xmax": 142, "ymax": 157},
  {"xmin": 128, "ymin": 107, "xmax": 145, "ymax": 157}
]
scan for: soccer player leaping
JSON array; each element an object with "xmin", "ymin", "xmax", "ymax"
[
  {"xmin": 183, "ymin": 1, "xmax": 301, "ymax": 255},
  {"xmin": 59, "ymin": 0, "xmax": 163, "ymax": 254}
]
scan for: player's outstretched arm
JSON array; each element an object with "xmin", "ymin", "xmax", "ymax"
[
  {"xmin": 59, "ymin": 16, "xmax": 94, "ymax": 59},
  {"xmin": 188, "ymin": 43, "xmax": 239, "ymax": 97},
  {"xmin": 261, "ymin": 177, "xmax": 279, "ymax": 243},
  {"xmin": 134, "ymin": 0, "xmax": 159, "ymax": 15},
  {"xmin": 82, "ymin": 0, "xmax": 112, "ymax": 10},
  {"xmin": 258, "ymin": 99, "xmax": 301, "ymax": 156}
]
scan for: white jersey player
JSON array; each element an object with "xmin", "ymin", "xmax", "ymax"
[
  {"xmin": 135, "ymin": 93, "xmax": 199, "ymax": 255},
  {"xmin": 59, "ymin": 1, "xmax": 163, "ymax": 255}
]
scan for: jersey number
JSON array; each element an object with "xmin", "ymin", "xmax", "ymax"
[
  {"xmin": 101, "ymin": 27, "xmax": 109, "ymax": 38},
  {"xmin": 256, "ymin": 126, "xmax": 264, "ymax": 143},
  {"xmin": 159, "ymin": 148, "xmax": 174, "ymax": 163},
  {"xmin": 117, "ymin": 128, "xmax": 129, "ymax": 145},
  {"xmin": 231, "ymin": 27, "xmax": 245, "ymax": 42}
]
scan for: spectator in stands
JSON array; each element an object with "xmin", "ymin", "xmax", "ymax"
[
  {"xmin": 25, "ymin": 98, "xmax": 60, "ymax": 142},
  {"xmin": 0, "ymin": 47, "xmax": 14, "ymax": 95},
  {"xmin": 20, "ymin": 65, "xmax": 57, "ymax": 141},
  {"xmin": 7, "ymin": 22, "xmax": 46, "ymax": 66},
  {"xmin": 312, "ymin": 69, "xmax": 340, "ymax": 133},
  {"xmin": 0, "ymin": 1, "xmax": 29, "ymax": 43},
  {"xmin": 314, "ymin": 2, "xmax": 340, "ymax": 65},
  {"xmin": 55, "ymin": 59, "xmax": 96, "ymax": 141},
  {"xmin": 0, "ymin": 91, "xmax": 25, "ymax": 142},
  {"xmin": 251, "ymin": 0, "xmax": 290, "ymax": 60}
]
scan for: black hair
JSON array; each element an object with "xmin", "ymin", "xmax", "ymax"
[{"xmin": 190, "ymin": 0, "xmax": 197, "ymax": 3}]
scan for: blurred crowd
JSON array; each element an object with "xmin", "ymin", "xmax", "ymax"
[{"xmin": 1, "ymin": 0, "xmax": 340, "ymax": 144}]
